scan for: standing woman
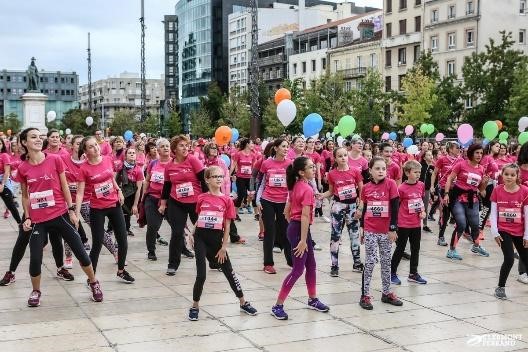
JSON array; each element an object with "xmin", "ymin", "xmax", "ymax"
[
  {"xmin": 145, "ymin": 141, "xmax": 158, "ymax": 165},
  {"xmin": 305, "ymin": 138, "xmax": 323, "ymax": 217},
  {"xmin": 43, "ymin": 129, "xmax": 70, "ymax": 157},
  {"xmin": 230, "ymin": 138, "xmax": 257, "ymax": 217},
  {"xmin": 287, "ymin": 136, "xmax": 305, "ymax": 160},
  {"xmin": 0, "ymin": 137, "xmax": 22, "ymax": 223},
  {"xmin": 17, "ymin": 128, "xmax": 103, "ymax": 306},
  {"xmin": 76, "ymin": 136, "xmax": 135, "ymax": 283},
  {"xmin": 159, "ymin": 135, "xmax": 205, "ymax": 276},
  {"xmin": 135, "ymin": 141, "xmax": 147, "ymax": 171},
  {"xmin": 420, "ymin": 150, "xmax": 435, "ymax": 233},
  {"xmin": 110, "ymin": 136, "xmax": 126, "ymax": 171}
]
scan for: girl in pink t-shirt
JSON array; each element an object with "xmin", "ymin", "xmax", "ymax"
[
  {"xmin": 0, "ymin": 137, "xmax": 21, "ymax": 223},
  {"xmin": 359, "ymin": 156, "xmax": 402, "ymax": 310},
  {"xmin": 271, "ymin": 156, "xmax": 329, "ymax": 320},
  {"xmin": 230, "ymin": 138, "xmax": 257, "ymax": 217},
  {"xmin": 188, "ymin": 165, "xmax": 257, "ymax": 321}
]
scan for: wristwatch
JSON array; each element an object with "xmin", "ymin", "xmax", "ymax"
[
  {"xmin": 68, "ymin": 205, "xmax": 76, "ymax": 211},
  {"xmin": 389, "ymin": 225, "xmax": 398, "ymax": 232}
]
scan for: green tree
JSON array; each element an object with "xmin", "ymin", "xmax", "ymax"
[
  {"xmin": 109, "ymin": 110, "xmax": 138, "ymax": 136},
  {"xmin": 262, "ymin": 99, "xmax": 288, "ymax": 137},
  {"xmin": 189, "ymin": 108, "xmax": 215, "ymax": 138},
  {"xmin": 219, "ymin": 89, "xmax": 251, "ymax": 136},
  {"xmin": 200, "ymin": 82, "xmax": 225, "ymax": 124},
  {"xmin": 398, "ymin": 69, "xmax": 438, "ymax": 127},
  {"xmin": 0, "ymin": 113, "xmax": 22, "ymax": 134},
  {"xmin": 505, "ymin": 61, "xmax": 528, "ymax": 133},
  {"xmin": 62, "ymin": 108, "xmax": 101, "ymax": 136},
  {"xmin": 141, "ymin": 114, "xmax": 160, "ymax": 136},
  {"xmin": 165, "ymin": 110, "xmax": 183, "ymax": 137}
]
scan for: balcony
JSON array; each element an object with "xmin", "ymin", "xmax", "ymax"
[
  {"xmin": 337, "ymin": 67, "xmax": 368, "ymax": 79},
  {"xmin": 382, "ymin": 32, "xmax": 421, "ymax": 48},
  {"xmin": 257, "ymin": 54, "xmax": 285, "ymax": 67}
]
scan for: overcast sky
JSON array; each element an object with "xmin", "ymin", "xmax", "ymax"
[{"xmin": 0, "ymin": 0, "xmax": 382, "ymax": 85}]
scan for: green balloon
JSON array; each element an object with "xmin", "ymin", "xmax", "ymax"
[
  {"xmin": 482, "ymin": 121, "xmax": 499, "ymax": 140},
  {"xmin": 338, "ymin": 115, "xmax": 356, "ymax": 137},
  {"xmin": 426, "ymin": 124, "xmax": 435, "ymax": 135},
  {"xmin": 420, "ymin": 124, "xmax": 428, "ymax": 134},
  {"xmin": 519, "ymin": 132, "xmax": 528, "ymax": 145},
  {"xmin": 499, "ymin": 139, "xmax": 507, "ymax": 145},
  {"xmin": 499, "ymin": 131, "xmax": 509, "ymax": 140},
  {"xmin": 333, "ymin": 126, "xmax": 339, "ymax": 134}
]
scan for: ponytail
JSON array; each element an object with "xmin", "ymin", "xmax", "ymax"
[{"xmin": 286, "ymin": 156, "xmax": 309, "ymax": 191}]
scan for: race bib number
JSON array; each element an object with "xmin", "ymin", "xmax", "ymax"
[
  {"xmin": 68, "ymin": 183, "xmax": 78, "ymax": 192},
  {"xmin": 197, "ymin": 210, "xmax": 224, "ymax": 230},
  {"xmin": 151, "ymin": 171, "xmax": 164, "ymax": 184},
  {"xmin": 30, "ymin": 190, "xmax": 55, "ymax": 209},
  {"xmin": 408, "ymin": 198, "xmax": 424, "ymax": 214},
  {"xmin": 498, "ymin": 207, "xmax": 522, "ymax": 224},
  {"xmin": 466, "ymin": 172, "xmax": 481, "ymax": 187},
  {"xmin": 94, "ymin": 181, "xmax": 113, "ymax": 199},
  {"xmin": 337, "ymin": 184, "xmax": 357, "ymax": 200},
  {"xmin": 366, "ymin": 201, "xmax": 389, "ymax": 218},
  {"xmin": 269, "ymin": 173, "xmax": 286, "ymax": 188},
  {"xmin": 240, "ymin": 165, "xmax": 252, "ymax": 175},
  {"xmin": 176, "ymin": 182, "xmax": 194, "ymax": 199}
]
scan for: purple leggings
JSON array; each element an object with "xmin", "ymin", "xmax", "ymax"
[{"xmin": 277, "ymin": 220, "xmax": 317, "ymax": 302}]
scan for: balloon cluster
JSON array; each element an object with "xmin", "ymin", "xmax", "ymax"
[{"xmin": 420, "ymin": 124, "xmax": 435, "ymax": 135}]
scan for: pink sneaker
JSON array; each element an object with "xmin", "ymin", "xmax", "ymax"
[
  {"xmin": 3, "ymin": 210, "xmax": 10, "ymax": 219},
  {"xmin": 89, "ymin": 280, "xmax": 104, "ymax": 302},
  {"xmin": 27, "ymin": 290, "xmax": 41, "ymax": 307},
  {"xmin": 64, "ymin": 257, "xmax": 73, "ymax": 269}
]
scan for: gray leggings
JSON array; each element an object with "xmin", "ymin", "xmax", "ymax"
[{"xmin": 362, "ymin": 232, "xmax": 392, "ymax": 296}]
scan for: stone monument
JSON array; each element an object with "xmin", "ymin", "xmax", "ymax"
[{"xmin": 21, "ymin": 57, "xmax": 48, "ymax": 133}]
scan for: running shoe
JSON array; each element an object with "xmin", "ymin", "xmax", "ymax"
[
  {"xmin": 446, "ymin": 249, "xmax": 463, "ymax": 260},
  {"xmin": 57, "ymin": 268, "xmax": 74, "ymax": 281},
  {"xmin": 89, "ymin": 280, "xmax": 104, "ymax": 302},
  {"xmin": 402, "ymin": 252, "xmax": 411, "ymax": 260},
  {"xmin": 408, "ymin": 273, "xmax": 427, "ymax": 284},
  {"xmin": 240, "ymin": 302, "xmax": 258, "ymax": 315},
  {"xmin": 258, "ymin": 232, "xmax": 264, "ymax": 241},
  {"xmin": 517, "ymin": 273, "xmax": 528, "ymax": 284},
  {"xmin": 313, "ymin": 243, "xmax": 322, "ymax": 251},
  {"xmin": 27, "ymin": 289, "xmax": 41, "ymax": 307},
  {"xmin": 117, "ymin": 270, "xmax": 135, "ymax": 283},
  {"xmin": 494, "ymin": 286, "xmax": 507, "ymax": 300},
  {"xmin": 437, "ymin": 237, "xmax": 448, "ymax": 246},
  {"xmin": 64, "ymin": 256, "xmax": 73, "ymax": 269},
  {"xmin": 0, "ymin": 271, "xmax": 15, "ymax": 286},
  {"xmin": 381, "ymin": 292, "xmax": 403, "ymax": 306},
  {"xmin": 238, "ymin": 208, "xmax": 245, "ymax": 215},
  {"xmin": 322, "ymin": 216, "xmax": 331, "ymax": 223},
  {"xmin": 182, "ymin": 249, "xmax": 195, "ymax": 258},
  {"xmin": 254, "ymin": 214, "xmax": 260, "ymax": 221},
  {"xmin": 3, "ymin": 210, "xmax": 9, "ymax": 219},
  {"xmin": 127, "ymin": 230, "xmax": 135, "ymax": 237},
  {"xmin": 166, "ymin": 267, "xmax": 176, "ymax": 276},
  {"xmin": 147, "ymin": 252, "xmax": 157, "ymax": 261},
  {"xmin": 271, "ymin": 304, "xmax": 288, "ymax": 320},
  {"xmin": 235, "ymin": 215, "xmax": 242, "ymax": 222},
  {"xmin": 423, "ymin": 226, "xmax": 432, "ymax": 233},
  {"xmin": 157, "ymin": 237, "xmax": 169, "ymax": 246},
  {"xmin": 188, "ymin": 307, "xmax": 199, "ymax": 321},
  {"xmin": 359, "ymin": 295, "xmax": 373, "ymax": 310},
  {"xmin": 272, "ymin": 247, "xmax": 282, "ymax": 253},
  {"xmin": 330, "ymin": 266, "xmax": 339, "ymax": 277},
  {"xmin": 471, "ymin": 245, "xmax": 490, "ymax": 257},
  {"xmin": 232, "ymin": 237, "xmax": 247, "ymax": 244},
  {"xmin": 263, "ymin": 265, "xmax": 276, "ymax": 274},
  {"xmin": 83, "ymin": 242, "xmax": 91, "ymax": 250},
  {"xmin": 308, "ymin": 298, "xmax": 329, "ymax": 312},
  {"xmin": 427, "ymin": 214, "xmax": 436, "ymax": 221},
  {"xmin": 246, "ymin": 206, "xmax": 253, "ymax": 214},
  {"xmin": 391, "ymin": 273, "xmax": 401, "ymax": 285},
  {"xmin": 353, "ymin": 262, "xmax": 364, "ymax": 272}
]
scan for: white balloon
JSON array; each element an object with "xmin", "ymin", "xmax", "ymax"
[
  {"xmin": 261, "ymin": 141, "xmax": 269, "ymax": 150},
  {"xmin": 47, "ymin": 111, "xmax": 56, "ymax": 122},
  {"xmin": 276, "ymin": 99, "xmax": 296, "ymax": 127},
  {"xmin": 311, "ymin": 134, "xmax": 319, "ymax": 139},
  {"xmin": 85, "ymin": 116, "xmax": 94, "ymax": 126},
  {"xmin": 519, "ymin": 116, "xmax": 528, "ymax": 132},
  {"xmin": 140, "ymin": 133, "xmax": 146, "ymax": 138},
  {"xmin": 337, "ymin": 136, "xmax": 345, "ymax": 147},
  {"xmin": 65, "ymin": 128, "xmax": 71, "ymax": 135},
  {"xmin": 325, "ymin": 132, "xmax": 331, "ymax": 138},
  {"xmin": 407, "ymin": 145, "xmax": 419, "ymax": 155}
]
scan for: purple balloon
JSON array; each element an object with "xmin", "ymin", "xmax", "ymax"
[{"xmin": 457, "ymin": 124, "xmax": 473, "ymax": 144}]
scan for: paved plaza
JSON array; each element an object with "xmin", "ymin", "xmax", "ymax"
[{"xmin": 0, "ymin": 209, "xmax": 527, "ymax": 352}]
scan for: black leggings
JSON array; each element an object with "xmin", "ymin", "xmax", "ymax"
[
  {"xmin": 29, "ymin": 214, "xmax": 90, "ymax": 277},
  {"xmin": 145, "ymin": 194, "xmax": 164, "ymax": 253},
  {"xmin": 261, "ymin": 199, "xmax": 292, "ymax": 266},
  {"xmin": 1, "ymin": 187, "xmax": 21, "ymax": 223},
  {"xmin": 498, "ymin": 232, "xmax": 528, "ymax": 287},
  {"xmin": 391, "ymin": 227, "xmax": 421, "ymax": 275},
  {"xmin": 438, "ymin": 188, "xmax": 451, "ymax": 239},
  {"xmin": 90, "ymin": 204, "xmax": 128, "ymax": 271},
  {"xmin": 123, "ymin": 194, "xmax": 135, "ymax": 231},
  {"xmin": 167, "ymin": 198, "xmax": 197, "ymax": 270},
  {"xmin": 193, "ymin": 229, "xmax": 243, "ymax": 302},
  {"xmin": 234, "ymin": 177, "xmax": 251, "ymax": 207},
  {"xmin": 479, "ymin": 184, "xmax": 494, "ymax": 230}
]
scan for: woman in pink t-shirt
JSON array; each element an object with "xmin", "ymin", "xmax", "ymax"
[
  {"xmin": 43, "ymin": 129, "xmax": 70, "ymax": 158},
  {"xmin": 18, "ymin": 128, "xmax": 103, "ymax": 307},
  {"xmin": 0, "ymin": 137, "xmax": 21, "ymax": 223},
  {"xmin": 135, "ymin": 141, "xmax": 147, "ymax": 172},
  {"xmin": 110, "ymin": 136, "xmax": 126, "ymax": 172},
  {"xmin": 380, "ymin": 142, "xmax": 402, "ymax": 185},
  {"xmin": 230, "ymin": 138, "xmax": 256, "ymax": 218},
  {"xmin": 271, "ymin": 156, "xmax": 329, "ymax": 320}
]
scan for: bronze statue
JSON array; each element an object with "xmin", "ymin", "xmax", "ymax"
[{"xmin": 27, "ymin": 57, "xmax": 40, "ymax": 92}]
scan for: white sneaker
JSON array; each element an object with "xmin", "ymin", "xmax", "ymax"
[
  {"xmin": 517, "ymin": 273, "xmax": 528, "ymax": 284},
  {"xmin": 313, "ymin": 244, "xmax": 322, "ymax": 251},
  {"xmin": 322, "ymin": 216, "xmax": 331, "ymax": 223},
  {"xmin": 272, "ymin": 247, "xmax": 282, "ymax": 253},
  {"xmin": 64, "ymin": 257, "xmax": 73, "ymax": 269}
]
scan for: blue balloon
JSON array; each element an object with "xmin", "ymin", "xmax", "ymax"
[
  {"xmin": 389, "ymin": 132, "xmax": 397, "ymax": 141},
  {"xmin": 220, "ymin": 154, "xmax": 231, "ymax": 168},
  {"xmin": 124, "ymin": 130, "xmax": 133, "ymax": 141},
  {"xmin": 402, "ymin": 137, "xmax": 413, "ymax": 148},
  {"xmin": 230, "ymin": 128, "xmax": 239, "ymax": 143},
  {"xmin": 303, "ymin": 113, "xmax": 324, "ymax": 137},
  {"xmin": 482, "ymin": 138, "xmax": 490, "ymax": 147}
]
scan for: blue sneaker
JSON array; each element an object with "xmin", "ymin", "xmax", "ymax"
[
  {"xmin": 238, "ymin": 208, "xmax": 245, "ymax": 214},
  {"xmin": 240, "ymin": 302, "xmax": 257, "ymax": 316},
  {"xmin": 471, "ymin": 245, "xmax": 490, "ymax": 257},
  {"xmin": 408, "ymin": 273, "xmax": 427, "ymax": 284},
  {"xmin": 188, "ymin": 307, "xmax": 199, "ymax": 321},
  {"xmin": 391, "ymin": 273, "xmax": 401, "ymax": 285},
  {"xmin": 307, "ymin": 298, "xmax": 329, "ymax": 312},
  {"xmin": 271, "ymin": 304, "xmax": 288, "ymax": 320},
  {"xmin": 246, "ymin": 206, "xmax": 253, "ymax": 214},
  {"xmin": 446, "ymin": 249, "xmax": 463, "ymax": 260}
]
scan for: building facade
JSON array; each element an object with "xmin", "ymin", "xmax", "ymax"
[
  {"xmin": 164, "ymin": 15, "xmax": 178, "ymax": 101},
  {"xmin": 0, "ymin": 69, "xmax": 78, "ymax": 122}
]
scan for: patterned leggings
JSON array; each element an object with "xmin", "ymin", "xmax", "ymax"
[
  {"xmin": 330, "ymin": 201, "xmax": 361, "ymax": 268},
  {"xmin": 362, "ymin": 232, "xmax": 392, "ymax": 296}
]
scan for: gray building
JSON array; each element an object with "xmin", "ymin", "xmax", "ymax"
[
  {"xmin": 164, "ymin": 15, "xmax": 178, "ymax": 101},
  {"xmin": 0, "ymin": 69, "xmax": 78, "ymax": 122}
]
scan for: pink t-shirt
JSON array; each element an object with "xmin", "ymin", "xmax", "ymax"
[
  {"xmin": 122, "ymin": 164, "xmax": 145, "ymax": 183},
  {"xmin": 9, "ymin": 153, "xmax": 22, "ymax": 180},
  {"xmin": 112, "ymin": 152, "xmax": 125, "ymax": 172},
  {"xmin": 195, "ymin": 193, "xmax": 236, "ymax": 231},
  {"xmin": 397, "ymin": 181, "xmax": 425, "ymax": 228},
  {"xmin": 147, "ymin": 159, "xmax": 170, "ymax": 199},
  {"xmin": 436, "ymin": 155, "xmax": 460, "ymax": 188},
  {"xmin": 327, "ymin": 168, "xmax": 362, "ymax": 202},
  {"xmin": 521, "ymin": 168, "xmax": 528, "ymax": 187},
  {"xmin": 78, "ymin": 156, "xmax": 119, "ymax": 209},
  {"xmin": 61, "ymin": 155, "xmax": 91, "ymax": 202},
  {"xmin": 387, "ymin": 161, "xmax": 402, "ymax": 182},
  {"xmin": 99, "ymin": 141, "xmax": 112, "ymax": 156},
  {"xmin": 491, "ymin": 184, "xmax": 528, "ymax": 236},
  {"xmin": 452, "ymin": 160, "xmax": 485, "ymax": 191},
  {"xmin": 480, "ymin": 155, "xmax": 498, "ymax": 178},
  {"xmin": 348, "ymin": 156, "xmax": 368, "ymax": 173},
  {"xmin": 361, "ymin": 178, "xmax": 399, "ymax": 234},
  {"xmin": 16, "ymin": 154, "xmax": 67, "ymax": 223},
  {"xmin": 43, "ymin": 147, "xmax": 70, "ymax": 158},
  {"xmin": 164, "ymin": 154, "xmax": 204, "ymax": 203},
  {"xmin": 233, "ymin": 151, "xmax": 255, "ymax": 179},
  {"xmin": 204, "ymin": 157, "xmax": 230, "ymax": 195},
  {"xmin": 136, "ymin": 153, "xmax": 146, "ymax": 170},
  {"xmin": 0, "ymin": 153, "xmax": 11, "ymax": 176},
  {"xmin": 289, "ymin": 180, "xmax": 315, "ymax": 224},
  {"xmin": 260, "ymin": 158, "xmax": 292, "ymax": 203}
]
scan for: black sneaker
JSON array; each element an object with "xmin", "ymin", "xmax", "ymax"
[
  {"xmin": 402, "ymin": 252, "xmax": 411, "ymax": 260},
  {"xmin": 57, "ymin": 268, "xmax": 75, "ymax": 281},
  {"xmin": 182, "ymin": 249, "xmax": 195, "ymax": 259},
  {"xmin": 254, "ymin": 214, "xmax": 260, "ymax": 221},
  {"xmin": 381, "ymin": 292, "xmax": 403, "ymax": 306},
  {"xmin": 427, "ymin": 215, "xmax": 435, "ymax": 221},
  {"xmin": 127, "ymin": 230, "xmax": 134, "ymax": 237},
  {"xmin": 147, "ymin": 252, "xmax": 157, "ymax": 261},
  {"xmin": 359, "ymin": 295, "xmax": 373, "ymax": 310},
  {"xmin": 240, "ymin": 302, "xmax": 258, "ymax": 316},
  {"xmin": 188, "ymin": 307, "xmax": 199, "ymax": 321},
  {"xmin": 0, "ymin": 271, "xmax": 15, "ymax": 286},
  {"xmin": 117, "ymin": 270, "xmax": 135, "ymax": 283},
  {"xmin": 157, "ymin": 237, "xmax": 169, "ymax": 246},
  {"xmin": 235, "ymin": 215, "xmax": 242, "ymax": 222},
  {"xmin": 423, "ymin": 226, "xmax": 432, "ymax": 233},
  {"xmin": 352, "ymin": 262, "xmax": 364, "ymax": 272},
  {"xmin": 330, "ymin": 266, "xmax": 339, "ymax": 277}
]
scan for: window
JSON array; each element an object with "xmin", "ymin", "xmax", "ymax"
[
  {"xmin": 334, "ymin": 60, "xmax": 339, "ymax": 71},
  {"xmin": 431, "ymin": 35, "xmax": 439, "ymax": 51},
  {"xmin": 321, "ymin": 58, "xmax": 326, "ymax": 70},
  {"xmin": 399, "ymin": 0, "xmax": 407, "ymax": 10},
  {"xmin": 415, "ymin": 0, "xmax": 421, "ymax": 5},
  {"xmin": 466, "ymin": 1, "xmax": 474, "ymax": 14},
  {"xmin": 466, "ymin": 29, "xmax": 475, "ymax": 47},
  {"xmin": 370, "ymin": 53, "xmax": 377, "ymax": 67},
  {"xmin": 448, "ymin": 5, "xmax": 456, "ymax": 19},
  {"xmin": 312, "ymin": 60, "xmax": 316, "ymax": 72},
  {"xmin": 521, "ymin": 0, "xmax": 526, "ymax": 14},
  {"xmin": 357, "ymin": 56, "xmax": 362, "ymax": 67},
  {"xmin": 302, "ymin": 61, "xmax": 306, "ymax": 73},
  {"xmin": 6, "ymin": 76, "xmax": 10, "ymax": 82},
  {"xmin": 415, "ymin": 16, "xmax": 421, "ymax": 32},
  {"xmin": 398, "ymin": 48, "xmax": 406, "ymax": 65},
  {"xmin": 414, "ymin": 45, "xmax": 421, "ymax": 63},
  {"xmin": 385, "ymin": 50, "xmax": 392, "ymax": 67},
  {"xmin": 520, "ymin": 29, "xmax": 526, "ymax": 44},
  {"xmin": 399, "ymin": 19, "xmax": 407, "ymax": 35},
  {"xmin": 293, "ymin": 63, "xmax": 297, "ymax": 75},
  {"xmin": 431, "ymin": 9, "xmax": 439, "ymax": 23},
  {"xmin": 386, "ymin": 23, "xmax": 392, "ymax": 37},
  {"xmin": 448, "ymin": 32, "xmax": 456, "ymax": 49},
  {"xmin": 398, "ymin": 75, "xmax": 406, "ymax": 90},
  {"xmin": 386, "ymin": 0, "xmax": 392, "ymax": 13},
  {"xmin": 465, "ymin": 96, "xmax": 473, "ymax": 109},
  {"xmin": 447, "ymin": 60, "xmax": 456, "ymax": 76},
  {"xmin": 385, "ymin": 76, "xmax": 392, "ymax": 92}
]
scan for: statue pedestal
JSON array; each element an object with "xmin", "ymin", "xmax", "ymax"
[{"xmin": 21, "ymin": 92, "xmax": 48, "ymax": 134}]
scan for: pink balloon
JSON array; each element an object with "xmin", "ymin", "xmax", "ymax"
[
  {"xmin": 457, "ymin": 124, "xmax": 473, "ymax": 144},
  {"xmin": 381, "ymin": 132, "xmax": 389, "ymax": 140},
  {"xmin": 435, "ymin": 133, "xmax": 445, "ymax": 142},
  {"xmin": 404, "ymin": 125, "xmax": 414, "ymax": 136}
]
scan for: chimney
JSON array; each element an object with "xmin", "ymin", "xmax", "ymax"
[{"xmin": 358, "ymin": 19, "xmax": 375, "ymax": 40}]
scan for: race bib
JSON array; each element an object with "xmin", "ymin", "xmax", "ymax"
[
  {"xmin": 337, "ymin": 184, "xmax": 357, "ymax": 200},
  {"xmin": 466, "ymin": 172, "xmax": 481, "ymax": 187},
  {"xmin": 498, "ymin": 207, "xmax": 522, "ymax": 224},
  {"xmin": 151, "ymin": 171, "xmax": 164, "ymax": 184},
  {"xmin": 366, "ymin": 201, "xmax": 389, "ymax": 218},
  {"xmin": 408, "ymin": 198, "xmax": 424, "ymax": 214},
  {"xmin": 176, "ymin": 182, "xmax": 194, "ymax": 199},
  {"xmin": 269, "ymin": 173, "xmax": 286, "ymax": 188},
  {"xmin": 197, "ymin": 210, "xmax": 224, "ymax": 230},
  {"xmin": 94, "ymin": 181, "xmax": 113, "ymax": 199},
  {"xmin": 68, "ymin": 183, "xmax": 78, "ymax": 192},
  {"xmin": 30, "ymin": 190, "xmax": 55, "ymax": 209},
  {"xmin": 240, "ymin": 165, "xmax": 252, "ymax": 175}
]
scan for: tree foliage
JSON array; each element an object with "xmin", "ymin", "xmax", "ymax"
[
  {"xmin": 505, "ymin": 60, "xmax": 528, "ymax": 133},
  {"xmin": 0, "ymin": 113, "xmax": 22, "ymax": 134},
  {"xmin": 62, "ymin": 108, "xmax": 101, "ymax": 136},
  {"xmin": 108, "ymin": 110, "xmax": 138, "ymax": 137},
  {"xmin": 398, "ymin": 69, "xmax": 438, "ymax": 127},
  {"xmin": 219, "ymin": 89, "xmax": 250, "ymax": 137},
  {"xmin": 165, "ymin": 110, "xmax": 183, "ymax": 137}
]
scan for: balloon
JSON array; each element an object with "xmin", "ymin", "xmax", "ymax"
[
  {"xmin": 482, "ymin": 138, "xmax": 490, "ymax": 146},
  {"xmin": 337, "ymin": 115, "xmax": 356, "ymax": 137},
  {"xmin": 402, "ymin": 137, "xmax": 413, "ymax": 148},
  {"xmin": 389, "ymin": 132, "xmax": 397, "ymax": 141},
  {"xmin": 496, "ymin": 120, "xmax": 503, "ymax": 130},
  {"xmin": 325, "ymin": 132, "xmax": 331, "ymax": 139},
  {"xmin": 333, "ymin": 126, "xmax": 339, "ymax": 134},
  {"xmin": 381, "ymin": 132, "xmax": 389, "ymax": 140},
  {"xmin": 261, "ymin": 140, "xmax": 268, "ymax": 150},
  {"xmin": 351, "ymin": 134, "xmax": 361, "ymax": 140},
  {"xmin": 420, "ymin": 124, "xmax": 428, "ymax": 134},
  {"xmin": 373, "ymin": 125, "xmax": 380, "ymax": 133},
  {"xmin": 214, "ymin": 126, "xmax": 232, "ymax": 146},
  {"xmin": 499, "ymin": 131, "xmax": 509, "ymax": 140},
  {"xmin": 457, "ymin": 123, "xmax": 473, "ymax": 144},
  {"xmin": 6, "ymin": 130, "xmax": 11, "ymax": 136},
  {"xmin": 482, "ymin": 121, "xmax": 499, "ymax": 140},
  {"xmin": 274, "ymin": 88, "xmax": 291, "ymax": 105},
  {"xmin": 140, "ymin": 133, "xmax": 146, "ymax": 138},
  {"xmin": 276, "ymin": 99, "xmax": 296, "ymax": 127},
  {"xmin": 85, "ymin": 116, "xmax": 94, "ymax": 126},
  {"xmin": 336, "ymin": 136, "xmax": 345, "ymax": 147},
  {"xmin": 303, "ymin": 113, "xmax": 323, "ymax": 137},
  {"xmin": 59, "ymin": 130, "xmax": 64, "ymax": 136},
  {"xmin": 435, "ymin": 133, "xmax": 445, "ymax": 142},
  {"xmin": 407, "ymin": 145, "xmax": 419, "ymax": 155},
  {"xmin": 47, "ymin": 111, "xmax": 56, "ymax": 122},
  {"xmin": 499, "ymin": 139, "xmax": 507, "ymax": 145},
  {"xmin": 519, "ymin": 132, "xmax": 528, "ymax": 145},
  {"xmin": 65, "ymin": 128, "xmax": 71, "ymax": 135},
  {"xmin": 518, "ymin": 116, "xmax": 528, "ymax": 132},
  {"xmin": 461, "ymin": 138, "xmax": 473, "ymax": 148},
  {"xmin": 220, "ymin": 154, "xmax": 231, "ymax": 168},
  {"xmin": 404, "ymin": 125, "xmax": 414, "ymax": 136},
  {"xmin": 426, "ymin": 124, "xmax": 434, "ymax": 135},
  {"xmin": 124, "ymin": 130, "xmax": 133, "ymax": 141},
  {"xmin": 230, "ymin": 128, "xmax": 239, "ymax": 143}
]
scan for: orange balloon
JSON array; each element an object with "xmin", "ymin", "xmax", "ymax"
[
  {"xmin": 214, "ymin": 126, "xmax": 232, "ymax": 147},
  {"xmin": 496, "ymin": 120, "xmax": 503, "ymax": 130},
  {"xmin": 373, "ymin": 125, "xmax": 380, "ymax": 133},
  {"xmin": 6, "ymin": 130, "xmax": 11, "ymax": 136},
  {"xmin": 274, "ymin": 88, "xmax": 291, "ymax": 105}
]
